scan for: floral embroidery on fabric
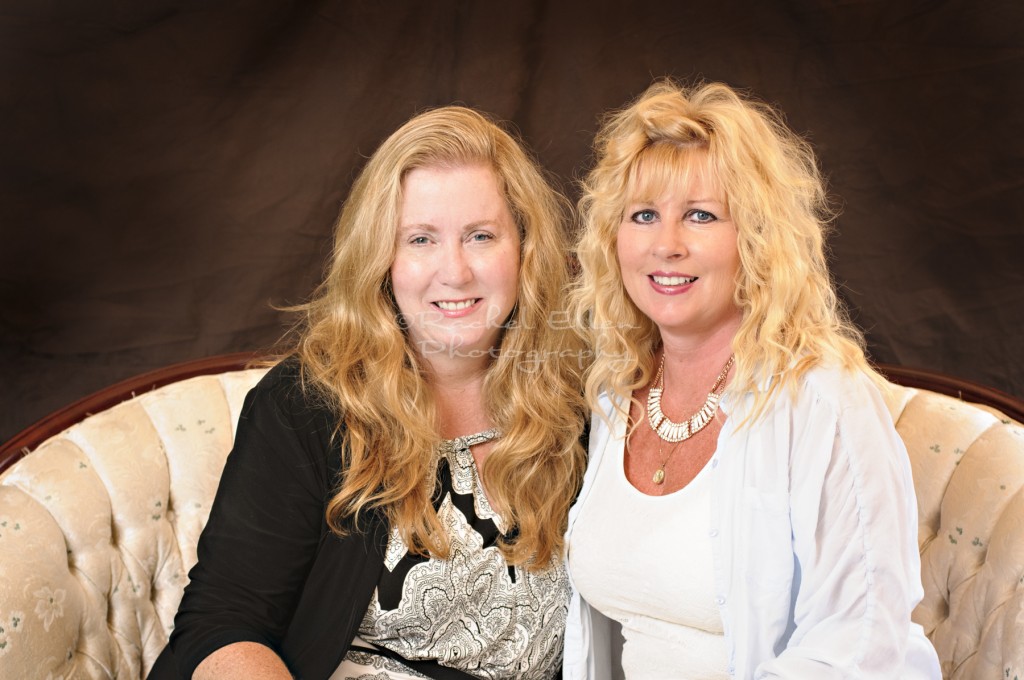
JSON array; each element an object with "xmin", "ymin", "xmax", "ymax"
[
  {"xmin": 0, "ymin": 516, "xmax": 22, "ymax": 539},
  {"xmin": 0, "ymin": 608, "xmax": 25, "ymax": 658},
  {"xmin": 33, "ymin": 587, "xmax": 65, "ymax": 632},
  {"xmin": 150, "ymin": 498, "xmax": 164, "ymax": 521}
]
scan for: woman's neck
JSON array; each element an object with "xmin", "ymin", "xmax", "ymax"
[
  {"xmin": 423, "ymin": 353, "xmax": 492, "ymax": 439},
  {"xmin": 657, "ymin": 324, "xmax": 738, "ymax": 404}
]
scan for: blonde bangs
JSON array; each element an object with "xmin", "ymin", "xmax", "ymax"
[{"xmin": 625, "ymin": 143, "xmax": 723, "ymax": 209}]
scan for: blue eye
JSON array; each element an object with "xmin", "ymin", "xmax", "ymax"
[
  {"xmin": 688, "ymin": 209, "xmax": 717, "ymax": 223},
  {"xmin": 470, "ymin": 231, "xmax": 494, "ymax": 242},
  {"xmin": 631, "ymin": 209, "xmax": 658, "ymax": 224},
  {"xmin": 409, "ymin": 235, "xmax": 430, "ymax": 245}
]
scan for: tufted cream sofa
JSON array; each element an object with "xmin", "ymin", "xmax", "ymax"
[
  {"xmin": 0, "ymin": 358, "xmax": 1021, "ymax": 679},
  {"xmin": 886, "ymin": 379, "xmax": 1024, "ymax": 680},
  {"xmin": 0, "ymin": 357, "xmax": 268, "ymax": 679}
]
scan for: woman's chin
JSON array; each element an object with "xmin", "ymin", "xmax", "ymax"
[{"xmin": 409, "ymin": 335, "xmax": 500, "ymax": 361}]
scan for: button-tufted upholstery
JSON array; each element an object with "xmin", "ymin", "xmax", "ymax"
[
  {"xmin": 886, "ymin": 384, "xmax": 1024, "ymax": 680},
  {"xmin": 0, "ymin": 364, "xmax": 1021, "ymax": 679},
  {"xmin": 0, "ymin": 367, "xmax": 267, "ymax": 679}
]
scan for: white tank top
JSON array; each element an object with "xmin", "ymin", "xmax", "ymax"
[{"xmin": 568, "ymin": 435, "xmax": 729, "ymax": 679}]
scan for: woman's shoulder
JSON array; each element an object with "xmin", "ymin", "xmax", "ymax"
[
  {"xmin": 730, "ymin": 361, "xmax": 884, "ymax": 423},
  {"xmin": 780, "ymin": 362, "xmax": 895, "ymax": 436},
  {"xmin": 244, "ymin": 355, "xmax": 340, "ymax": 434},
  {"xmin": 800, "ymin": 362, "xmax": 884, "ymax": 407},
  {"xmin": 254, "ymin": 354, "xmax": 302, "ymax": 393}
]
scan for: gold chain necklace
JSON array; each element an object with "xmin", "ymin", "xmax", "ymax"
[
  {"xmin": 647, "ymin": 353, "xmax": 734, "ymax": 443},
  {"xmin": 646, "ymin": 353, "xmax": 735, "ymax": 485},
  {"xmin": 650, "ymin": 438, "xmax": 680, "ymax": 485}
]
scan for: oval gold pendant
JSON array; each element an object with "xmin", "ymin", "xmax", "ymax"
[{"xmin": 652, "ymin": 468, "xmax": 665, "ymax": 484}]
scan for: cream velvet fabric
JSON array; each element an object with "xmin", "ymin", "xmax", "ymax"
[
  {"xmin": 886, "ymin": 386, "xmax": 1024, "ymax": 680},
  {"xmin": 0, "ymin": 368, "xmax": 267, "ymax": 679},
  {"xmin": 0, "ymin": 370, "xmax": 1020, "ymax": 679}
]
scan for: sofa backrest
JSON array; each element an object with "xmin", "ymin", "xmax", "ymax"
[
  {"xmin": 0, "ymin": 366, "xmax": 1021, "ymax": 679},
  {"xmin": 0, "ymin": 367, "xmax": 267, "ymax": 679},
  {"xmin": 885, "ymin": 384, "xmax": 1024, "ymax": 680}
]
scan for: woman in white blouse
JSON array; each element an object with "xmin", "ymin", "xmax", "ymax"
[{"xmin": 564, "ymin": 80, "xmax": 941, "ymax": 679}]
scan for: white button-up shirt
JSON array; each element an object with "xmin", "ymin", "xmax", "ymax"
[{"xmin": 563, "ymin": 364, "xmax": 941, "ymax": 679}]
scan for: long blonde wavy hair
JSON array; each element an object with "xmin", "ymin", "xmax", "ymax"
[
  {"xmin": 294, "ymin": 106, "xmax": 586, "ymax": 568},
  {"xmin": 572, "ymin": 79, "xmax": 877, "ymax": 423}
]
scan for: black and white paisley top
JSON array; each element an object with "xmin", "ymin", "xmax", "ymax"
[{"xmin": 331, "ymin": 429, "xmax": 570, "ymax": 680}]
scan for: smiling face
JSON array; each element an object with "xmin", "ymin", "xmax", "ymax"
[
  {"xmin": 616, "ymin": 159, "xmax": 742, "ymax": 346},
  {"xmin": 390, "ymin": 163, "xmax": 521, "ymax": 360}
]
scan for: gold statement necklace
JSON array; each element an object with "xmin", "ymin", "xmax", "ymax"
[{"xmin": 646, "ymin": 353, "xmax": 735, "ymax": 485}]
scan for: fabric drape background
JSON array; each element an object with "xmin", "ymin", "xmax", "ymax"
[{"xmin": 2, "ymin": 0, "xmax": 1022, "ymax": 444}]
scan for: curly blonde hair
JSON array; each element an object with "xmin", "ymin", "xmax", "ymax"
[
  {"xmin": 572, "ymin": 79, "xmax": 876, "ymax": 423},
  {"xmin": 294, "ymin": 106, "xmax": 586, "ymax": 568}
]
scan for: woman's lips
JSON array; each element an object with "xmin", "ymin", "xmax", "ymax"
[
  {"xmin": 649, "ymin": 273, "xmax": 697, "ymax": 294},
  {"xmin": 651, "ymin": 274, "xmax": 697, "ymax": 286},
  {"xmin": 432, "ymin": 298, "xmax": 482, "ymax": 316}
]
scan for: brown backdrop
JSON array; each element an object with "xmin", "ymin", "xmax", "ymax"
[{"xmin": 2, "ymin": 0, "xmax": 1022, "ymax": 444}]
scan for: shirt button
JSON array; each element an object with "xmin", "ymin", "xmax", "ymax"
[
  {"xmin": 716, "ymin": 596, "xmax": 726, "ymax": 605},
  {"xmin": 711, "ymin": 458, "xmax": 719, "ymax": 468},
  {"xmin": 709, "ymin": 529, "xmax": 719, "ymax": 538}
]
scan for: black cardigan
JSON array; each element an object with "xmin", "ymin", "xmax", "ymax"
[
  {"xmin": 150, "ymin": 358, "xmax": 571, "ymax": 680},
  {"xmin": 150, "ymin": 360, "xmax": 392, "ymax": 679}
]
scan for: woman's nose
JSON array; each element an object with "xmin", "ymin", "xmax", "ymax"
[
  {"xmin": 438, "ymin": 244, "xmax": 473, "ymax": 286},
  {"xmin": 652, "ymin": 226, "xmax": 688, "ymax": 259}
]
